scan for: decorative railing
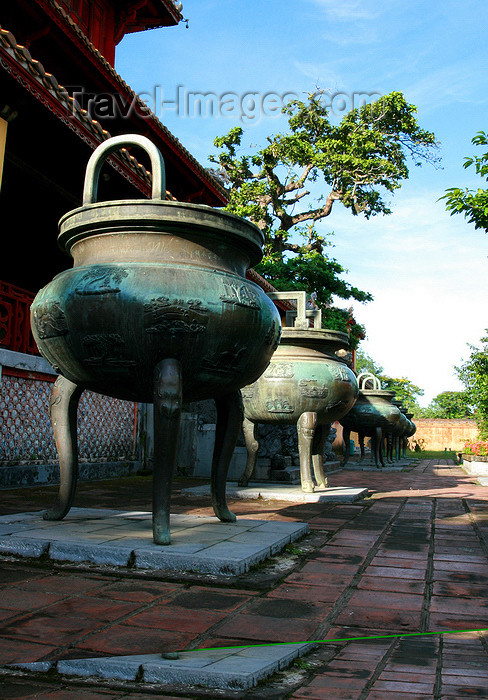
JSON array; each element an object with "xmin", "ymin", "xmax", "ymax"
[{"xmin": 0, "ymin": 280, "xmax": 39, "ymax": 355}]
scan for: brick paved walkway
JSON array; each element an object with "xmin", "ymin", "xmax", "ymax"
[{"xmin": 1, "ymin": 458, "xmax": 488, "ymax": 698}]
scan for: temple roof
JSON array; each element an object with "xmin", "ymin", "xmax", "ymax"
[{"xmin": 0, "ymin": 19, "xmax": 227, "ymax": 205}]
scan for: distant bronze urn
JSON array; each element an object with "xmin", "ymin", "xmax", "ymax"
[
  {"xmin": 239, "ymin": 292, "xmax": 359, "ymax": 492},
  {"xmin": 340, "ymin": 373, "xmax": 403, "ymax": 468}
]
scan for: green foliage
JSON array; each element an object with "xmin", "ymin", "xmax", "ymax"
[
  {"xmin": 353, "ymin": 349, "xmax": 425, "ymax": 413},
  {"xmin": 463, "ymin": 440, "xmax": 488, "ymax": 456},
  {"xmin": 442, "ymin": 131, "xmax": 488, "ymax": 232},
  {"xmin": 355, "ymin": 348, "xmax": 384, "ymax": 377},
  {"xmin": 210, "ymin": 90, "xmax": 438, "ymax": 346},
  {"xmin": 420, "ymin": 391, "xmax": 473, "ymax": 419},
  {"xmin": 379, "ymin": 375, "xmax": 424, "ymax": 414},
  {"xmin": 455, "ymin": 332, "xmax": 488, "ymax": 438},
  {"xmin": 211, "ymin": 90, "xmax": 439, "ymax": 239}
]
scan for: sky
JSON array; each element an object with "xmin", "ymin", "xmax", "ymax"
[{"xmin": 115, "ymin": 0, "xmax": 488, "ymax": 406}]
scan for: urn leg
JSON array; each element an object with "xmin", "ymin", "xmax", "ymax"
[
  {"xmin": 44, "ymin": 376, "xmax": 83, "ymax": 521},
  {"xmin": 380, "ymin": 435, "xmax": 386, "ymax": 464},
  {"xmin": 211, "ymin": 390, "xmax": 242, "ymax": 523},
  {"xmin": 311, "ymin": 423, "xmax": 329, "ymax": 489},
  {"xmin": 374, "ymin": 426, "xmax": 383, "ymax": 468},
  {"xmin": 297, "ymin": 411, "xmax": 317, "ymax": 493},
  {"xmin": 239, "ymin": 417, "xmax": 258, "ymax": 487},
  {"xmin": 358, "ymin": 432, "xmax": 365, "ymax": 462},
  {"xmin": 341, "ymin": 427, "xmax": 351, "ymax": 467},
  {"xmin": 395, "ymin": 436, "xmax": 401, "ymax": 461},
  {"xmin": 386, "ymin": 433, "xmax": 393, "ymax": 464},
  {"xmin": 152, "ymin": 358, "xmax": 182, "ymax": 545}
]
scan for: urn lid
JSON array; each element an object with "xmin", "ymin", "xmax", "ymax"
[{"xmin": 57, "ymin": 135, "xmax": 264, "ymax": 267}]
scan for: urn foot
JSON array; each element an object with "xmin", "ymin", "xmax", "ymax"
[
  {"xmin": 152, "ymin": 358, "xmax": 182, "ymax": 545},
  {"xmin": 211, "ymin": 390, "xmax": 242, "ymax": 523},
  {"xmin": 44, "ymin": 375, "xmax": 83, "ymax": 521}
]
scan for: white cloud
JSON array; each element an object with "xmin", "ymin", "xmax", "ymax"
[
  {"xmin": 307, "ymin": 0, "xmax": 382, "ymax": 22},
  {"xmin": 404, "ymin": 63, "xmax": 488, "ymax": 112}
]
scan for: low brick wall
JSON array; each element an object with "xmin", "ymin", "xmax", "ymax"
[{"xmin": 412, "ymin": 419, "xmax": 478, "ymax": 451}]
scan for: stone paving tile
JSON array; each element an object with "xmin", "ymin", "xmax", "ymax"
[
  {"xmin": 334, "ymin": 605, "xmax": 422, "ymax": 631},
  {"xmin": 367, "ymin": 693, "xmax": 432, "ymax": 699},
  {"xmin": 357, "ymin": 576, "xmax": 425, "ymax": 594},
  {"xmin": 215, "ymin": 612, "xmax": 318, "ymax": 643},
  {"xmin": 0, "ymin": 612, "xmax": 108, "ymax": 645},
  {"xmin": 94, "ymin": 580, "xmax": 181, "ymax": 602},
  {"xmin": 363, "ymin": 565, "xmax": 426, "ymax": 580},
  {"xmin": 267, "ymin": 582, "xmax": 344, "ymax": 603},
  {"xmin": 372, "ymin": 679, "xmax": 436, "ymax": 693},
  {"xmin": 346, "ymin": 589, "xmax": 424, "ymax": 611},
  {"xmin": 430, "ymin": 595, "xmax": 488, "ymax": 615},
  {"xmin": 121, "ymin": 604, "xmax": 228, "ymax": 632},
  {"xmin": 74, "ymin": 626, "xmax": 195, "ymax": 655},
  {"xmin": 11, "ymin": 574, "xmax": 112, "ymax": 595},
  {"xmin": 285, "ymin": 571, "xmax": 354, "ymax": 587},
  {"xmin": 0, "ymin": 637, "xmax": 58, "ymax": 664},
  {"xmin": 429, "ymin": 612, "xmax": 488, "ymax": 631},
  {"xmin": 3, "ymin": 688, "xmax": 121, "ymax": 700},
  {"xmin": 0, "ymin": 588, "xmax": 68, "ymax": 611}
]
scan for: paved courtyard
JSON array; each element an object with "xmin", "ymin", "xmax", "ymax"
[{"xmin": 0, "ymin": 457, "xmax": 488, "ymax": 698}]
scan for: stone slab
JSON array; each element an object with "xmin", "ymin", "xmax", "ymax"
[
  {"xmin": 0, "ymin": 508, "xmax": 308, "ymax": 575},
  {"xmin": 9, "ymin": 643, "xmax": 313, "ymax": 689},
  {"xmin": 182, "ymin": 483, "xmax": 368, "ymax": 503},
  {"xmin": 462, "ymin": 461, "xmax": 488, "ymax": 477}
]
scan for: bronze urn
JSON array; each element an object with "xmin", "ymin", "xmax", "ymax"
[
  {"xmin": 30, "ymin": 135, "xmax": 281, "ymax": 544},
  {"xmin": 238, "ymin": 291, "xmax": 359, "ymax": 492},
  {"xmin": 340, "ymin": 373, "xmax": 403, "ymax": 468}
]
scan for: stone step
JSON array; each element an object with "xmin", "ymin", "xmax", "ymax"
[{"xmin": 269, "ymin": 466, "xmax": 301, "ymax": 483}]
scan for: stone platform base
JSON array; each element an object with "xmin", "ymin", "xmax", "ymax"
[
  {"xmin": 9, "ymin": 642, "xmax": 313, "ymax": 690},
  {"xmin": 0, "ymin": 509, "xmax": 308, "ymax": 576},
  {"xmin": 183, "ymin": 483, "xmax": 368, "ymax": 503},
  {"xmin": 462, "ymin": 459, "xmax": 488, "ymax": 477}
]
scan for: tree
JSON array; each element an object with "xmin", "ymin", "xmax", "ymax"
[
  {"xmin": 378, "ymin": 376, "xmax": 425, "ymax": 415},
  {"xmin": 455, "ymin": 332, "xmax": 488, "ymax": 437},
  {"xmin": 209, "ymin": 90, "xmax": 439, "ymax": 343},
  {"xmin": 442, "ymin": 131, "xmax": 488, "ymax": 232},
  {"xmin": 422, "ymin": 391, "xmax": 473, "ymax": 419},
  {"xmin": 353, "ymin": 349, "xmax": 424, "ymax": 413},
  {"xmin": 355, "ymin": 348, "xmax": 384, "ymax": 377}
]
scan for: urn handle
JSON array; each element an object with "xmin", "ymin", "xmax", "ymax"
[
  {"xmin": 82, "ymin": 134, "xmax": 166, "ymax": 206},
  {"xmin": 267, "ymin": 291, "xmax": 322, "ymax": 329},
  {"xmin": 357, "ymin": 372, "xmax": 381, "ymax": 390}
]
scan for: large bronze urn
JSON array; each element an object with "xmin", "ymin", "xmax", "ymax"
[
  {"xmin": 238, "ymin": 292, "xmax": 359, "ymax": 492},
  {"xmin": 30, "ymin": 135, "xmax": 281, "ymax": 544},
  {"xmin": 340, "ymin": 373, "xmax": 403, "ymax": 468}
]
